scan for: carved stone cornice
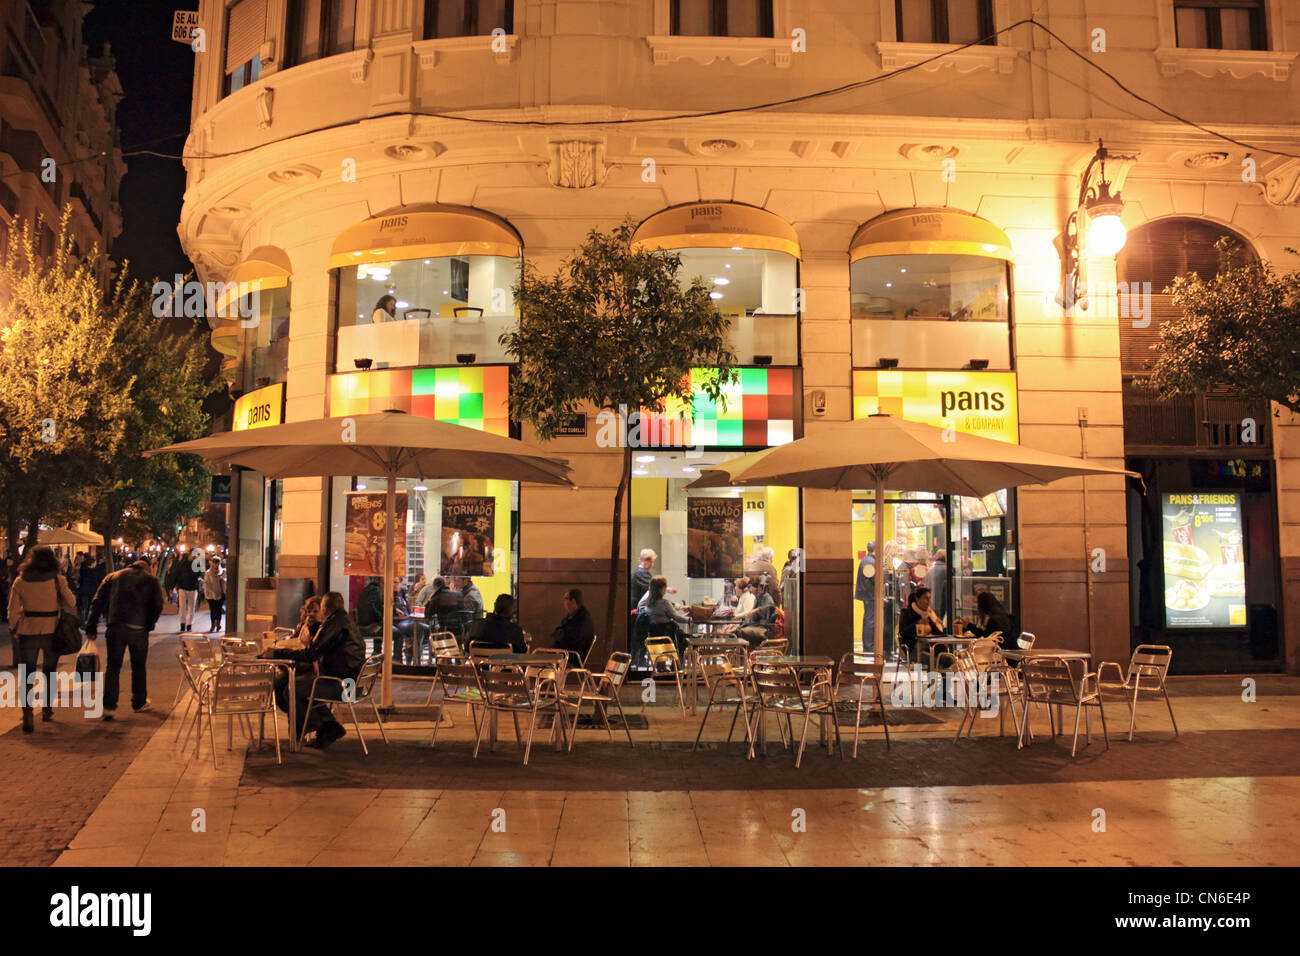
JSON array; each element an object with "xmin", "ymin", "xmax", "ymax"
[{"xmin": 547, "ymin": 140, "xmax": 608, "ymax": 189}]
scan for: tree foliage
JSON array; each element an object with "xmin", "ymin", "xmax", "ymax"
[
  {"xmin": 501, "ymin": 221, "xmax": 739, "ymax": 657},
  {"xmin": 1146, "ymin": 237, "xmax": 1300, "ymax": 414},
  {"xmin": 0, "ymin": 211, "xmax": 213, "ymax": 565}
]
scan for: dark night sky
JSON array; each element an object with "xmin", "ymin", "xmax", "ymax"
[{"xmin": 84, "ymin": 0, "xmax": 196, "ymax": 281}]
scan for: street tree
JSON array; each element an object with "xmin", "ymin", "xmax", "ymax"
[
  {"xmin": 501, "ymin": 221, "xmax": 738, "ymax": 661},
  {"xmin": 1146, "ymin": 238, "xmax": 1300, "ymax": 415}
]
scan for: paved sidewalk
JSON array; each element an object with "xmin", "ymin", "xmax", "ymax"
[
  {"xmin": 0, "ymin": 616, "xmax": 186, "ymax": 865},
  {"xmin": 46, "ymin": 671, "xmax": 1300, "ymax": 867}
]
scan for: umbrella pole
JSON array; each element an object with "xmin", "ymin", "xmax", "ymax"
[
  {"xmin": 873, "ymin": 478, "xmax": 886, "ymax": 662},
  {"xmin": 382, "ymin": 475, "xmax": 396, "ymax": 710}
]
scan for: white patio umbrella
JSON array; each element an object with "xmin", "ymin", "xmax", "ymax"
[
  {"xmin": 687, "ymin": 414, "xmax": 1138, "ymax": 659},
  {"xmin": 148, "ymin": 410, "xmax": 573, "ymax": 706},
  {"xmin": 1, "ymin": 527, "xmax": 105, "ymax": 547}
]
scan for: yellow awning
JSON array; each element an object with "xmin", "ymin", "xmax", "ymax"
[
  {"xmin": 631, "ymin": 202, "xmax": 800, "ymax": 258},
  {"xmin": 210, "ymin": 318, "xmax": 240, "ymax": 356},
  {"xmin": 214, "ymin": 245, "xmax": 293, "ymax": 313},
  {"xmin": 849, "ymin": 207, "xmax": 1014, "ymax": 263},
  {"xmin": 328, "ymin": 204, "xmax": 522, "ymax": 270}
]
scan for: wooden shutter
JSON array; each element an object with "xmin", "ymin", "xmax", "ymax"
[{"xmin": 226, "ymin": 0, "xmax": 268, "ymax": 73}]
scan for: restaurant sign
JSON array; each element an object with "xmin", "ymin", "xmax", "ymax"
[
  {"xmin": 344, "ymin": 492, "xmax": 408, "ymax": 578},
  {"xmin": 232, "ymin": 382, "xmax": 285, "ymax": 432},
  {"xmin": 1162, "ymin": 491, "xmax": 1246, "ymax": 629},
  {"xmin": 852, "ymin": 370, "xmax": 1018, "ymax": 443}
]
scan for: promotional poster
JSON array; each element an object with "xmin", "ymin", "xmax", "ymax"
[
  {"xmin": 344, "ymin": 491, "xmax": 408, "ymax": 578},
  {"xmin": 441, "ymin": 496, "xmax": 496, "ymax": 576},
  {"xmin": 1162, "ymin": 491, "xmax": 1246, "ymax": 628},
  {"xmin": 686, "ymin": 498, "xmax": 744, "ymax": 579}
]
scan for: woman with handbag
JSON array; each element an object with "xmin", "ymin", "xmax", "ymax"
[{"xmin": 6, "ymin": 546, "xmax": 76, "ymax": 733}]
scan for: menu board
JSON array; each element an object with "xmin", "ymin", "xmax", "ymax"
[
  {"xmin": 441, "ymin": 496, "xmax": 496, "ymax": 576},
  {"xmin": 916, "ymin": 503, "xmax": 944, "ymax": 526},
  {"xmin": 344, "ymin": 492, "xmax": 408, "ymax": 578},
  {"xmin": 687, "ymin": 498, "xmax": 744, "ymax": 578},
  {"xmin": 981, "ymin": 490, "xmax": 1007, "ymax": 517},
  {"xmin": 961, "ymin": 496, "xmax": 988, "ymax": 521},
  {"xmin": 1162, "ymin": 492, "xmax": 1246, "ymax": 629}
]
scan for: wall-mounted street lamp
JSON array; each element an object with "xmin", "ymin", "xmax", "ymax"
[{"xmin": 1057, "ymin": 140, "xmax": 1127, "ymax": 310}]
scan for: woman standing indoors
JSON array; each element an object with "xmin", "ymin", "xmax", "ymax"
[{"xmin": 6, "ymin": 546, "xmax": 76, "ymax": 733}]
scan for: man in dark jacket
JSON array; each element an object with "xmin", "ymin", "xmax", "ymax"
[
  {"xmin": 86, "ymin": 559, "xmax": 166, "ymax": 719},
  {"xmin": 467, "ymin": 593, "xmax": 526, "ymax": 652},
  {"xmin": 552, "ymin": 588, "xmax": 595, "ymax": 664},
  {"xmin": 355, "ymin": 577, "xmax": 383, "ymax": 637},
  {"xmin": 423, "ymin": 577, "xmax": 464, "ymax": 635},
  {"xmin": 268, "ymin": 590, "xmax": 366, "ymax": 748}
]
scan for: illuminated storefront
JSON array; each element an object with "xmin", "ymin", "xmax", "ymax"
[{"xmin": 227, "ymin": 382, "xmax": 286, "ymax": 627}]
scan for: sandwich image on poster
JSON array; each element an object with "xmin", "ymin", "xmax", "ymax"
[
  {"xmin": 686, "ymin": 498, "xmax": 743, "ymax": 579},
  {"xmin": 344, "ymin": 491, "xmax": 408, "ymax": 578},
  {"xmin": 441, "ymin": 496, "xmax": 495, "ymax": 577},
  {"xmin": 1162, "ymin": 491, "xmax": 1246, "ymax": 628}
]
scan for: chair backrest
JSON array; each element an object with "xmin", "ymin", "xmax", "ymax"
[
  {"xmin": 837, "ymin": 652, "xmax": 884, "ymax": 682},
  {"xmin": 969, "ymin": 638, "xmax": 1004, "ymax": 668},
  {"xmin": 1018, "ymin": 631, "xmax": 1036, "ymax": 649},
  {"xmin": 349, "ymin": 655, "xmax": 383, "ymax": 702},
  {"xmin": 751, "ymin": 661, "xmax": 805, "ymax": 708},
  {"xmin": 1130, "ymin": 643, "xmax": 1173, "ymax": 683},
  {"xmin": 181, "ymin": 635, "xmax": 216, "ymax": 663},
  {"xmin": 602, "ymin": 652, "xmax": 632, "ymax": 691},
  {"xmin": 469, "ymin": 641, "xmax": 512, "ymax": 658},
  {"xmin": 1021, "ymin": 657, "xmax": 1081, "ymax": 704},
  {"xmin": 644, "ymin": 636, "xmax": 680, "ymax": 669},
  {"xmin": 426, "ymin": 632, "xmax": 461, "ymax": 659},
  {"xmin": 479, "ymin": 666, "xmax": 532, "ymax": 703},
  {"xmin": 436, "ymin": 657, "xmax": 482, "ymax": 693},
  {"xmin": 210, "ymin": 662, "xmax": 274, "ymax": 714},
  {"xmin": 581, "ymin": 635, "xmax": 600, "ymax": 669},
  {"xmin": 219, "ymin": 636, "xmax": 258, "ymax": 659},
  {"xmin": 758, "ymin": 637, "xmax": 788, "ymax": 655}
]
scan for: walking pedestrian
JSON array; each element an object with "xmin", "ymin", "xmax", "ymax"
[
  {"xmin": 76, "ymin": 551, "xmax": 106, "ymax": 622},
  {"xmin": 85, "ymin": 558, "xmax": 165, "ymax": 720},
  {"xmin": 165, "ymin": 548, "xmax": 202, "ymax": 632},
  {"xmin": 6, "ymin": 546, "xmax": 76, "ymax": 733},
  {"xmin": 203, "ymin": 558, "xmax": 226, "ymax": 632}
]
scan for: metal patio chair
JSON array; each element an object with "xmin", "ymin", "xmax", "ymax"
[
  {"xmin": 474, "ymin": 665, "xmax": 565, "ymax": 765},
  {"xmin": 1097, "ymin": 644, "xmax": 1178, "ymax": 742},
  {"xmin": 196, "ymin": 660, "xmax": 281, "ymax": 768},
  {"xmin": 1019, "ymin": 656, "xmax": 1109, "ymax": 758},
  {"xmin": 748, "ymin": 661, "xmax": 843, "ymax": 768},
  {"xmin": 296, "ymin": 654, "xmax": 389, "ymax": 755},
  {"xmin": 559, "ymin": 652, "xmax": 635, "ymax": 750},
  {"xmin": 691, "ymin": 643, "xmax": 754, "ymax": 751},
  {"xmin": 644, "ymin": 635, "xmax": 687, "ymax": 716},
  {"xmin": 430, "ymin": 657, "xmax": 486, "ymax": 748},
  {"xmin": 834, "ymin": 652, "xmax": 890, "ymax": 756},
  {"xmin": 968, "ymin": 637, "xmax": 1024, "ymax": 740}
]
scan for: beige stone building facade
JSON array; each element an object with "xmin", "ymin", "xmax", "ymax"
[{"xmin": 180, "ymin": 0, "xmax": 1300, "ymax": 673}]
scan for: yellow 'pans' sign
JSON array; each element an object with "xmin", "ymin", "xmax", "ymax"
[{"xmin": 852, "ymin": 370, "xmax": 1018, "ymax": 443}]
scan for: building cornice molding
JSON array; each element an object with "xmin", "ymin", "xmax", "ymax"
[
  {"xmin": 413, "ymin": 34, "xmax": 519, "ymax": 69},
  {"xmin": 875, "ymin": 40, "xmax": 1020, "ymax": 76},
  {"xmin": 645, "ymin": 35, "xmax": 792, "ymax": 68},
  {"xmin": 1154, "ymin": 47, "xmax": 1297, "ymax": 82}
]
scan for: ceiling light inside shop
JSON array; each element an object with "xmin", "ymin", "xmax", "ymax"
[
  {"xmin": 635, "ymin": 455, "xmax": 655, "ymax": 463},
  {"xmin": 724, "ymin": 263, "xmax": 731, "ymax": 269},
  {"xmin": 396, "ymin": 301, "xmax": 409, "ymax": 309},
  {"xmin": 356, "ymin": 483, "xmax": 367, "ymax": 490},
  {"xmin": 414, "ymin": 484, "xmax": 428, "ymax": 492},
  {"xmin": 633, "ymin": 468, "xmax": 648, "ymax": 476},
  {"xmin": 709, "ymin": 292, "xmax": 723, "ymax": 299},
  {"xmin": 713, "ymin": 277, "xmax": 730, "ymax": 285},
  {"xmin": 681, "ymin": 466, "xmax": 696, "ymax": 473}
]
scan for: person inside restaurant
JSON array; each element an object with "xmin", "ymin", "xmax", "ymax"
[
  {"xmin": 265, "ymin": 591, "xmax": 366, "ymax": 749},
  {"xmin": 356, "ymin": 576, "xmax": 383, "ymax": 642},
  {"xmin": 371, "ymin": 294, "xmax": 397, "ymax": 323},
  {"xmin": 456, "ymin": 575, "xmax": 484, "ymax": 620},
  {"xmin": 552, "ymin": 587, "xmax": 595, "ymax": 664},
  {"xmin": 957, "ymin": 590, "xmax": 1017, "ymax": 650},
  {"xmin": 467, "ymin": 593, "xmax": 527, "ymax": 652},
  {"xmin": 733, "ymin": 577, "xmax": 778, "ymax": 646},
  {"xmin": 643, "ymin": 576, "xmax": 691, "ymax": 652},
  {"xmin": 897, "ymin": 585, "xmax": 945, "ymax": 665},
  {"xmin": 423, "ymin": 576, "xmax": 464, "ymax": 632}
]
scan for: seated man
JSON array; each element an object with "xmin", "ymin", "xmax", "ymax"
[
  {"xmin": 467, "ymin": 593, "xmax": 527, "ymax": 653},
  {"xmin": 552, "ymin": 588, "xmax": 595, "ymax": 664},
  {"xmin": 266, "ymin": 590, "xmax": 366, "ymax": 748},
  {"xmin": 456, "ymin": 576, "xmax": 484, "ymax": 620},
  {"xmin": 423, "ymin": 577, "xmax": 464, "ymax": 632}
]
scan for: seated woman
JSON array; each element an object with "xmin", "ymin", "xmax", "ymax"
[
  {"xmin": 734, "ymin": 577, "xmax": 777, "ymax": 646},
  {"xmin": 643, "ymin": 575, "xmax": 690, "ymax": 653},
  {"xmin": 897, "ymin": 585, "xmax": 945, "ymax": 665},
  {"xmin": 959, "ymin": 590, "xmax": 1017, "ymax": 650},
  {"xmin": 290, "ymin": 596, "xmax": 323, "ymax": 646}
]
